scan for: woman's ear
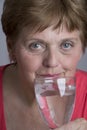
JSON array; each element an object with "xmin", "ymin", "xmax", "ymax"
[{"xmin": 6, "ymin": 37, "xmax": 16, "ymax": 63}]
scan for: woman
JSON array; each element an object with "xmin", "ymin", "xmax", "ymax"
[{"xmin": 0, "ymin": 0, "xmax": 87, "ymax": 130}]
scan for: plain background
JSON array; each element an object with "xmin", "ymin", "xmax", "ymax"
[{"xmin": 0, "ymin": 0, "xmax": 87, "ymax": 71}]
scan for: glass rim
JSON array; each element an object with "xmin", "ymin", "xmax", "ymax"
[{"xmin": 35, "ymin": 75, "xmax": 76, "ymax": 81}]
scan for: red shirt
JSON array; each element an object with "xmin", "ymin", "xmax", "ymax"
[
  {"xmin": 72, "ymin": 69, "xmax": 87, "ymax": 119},
  {"xmin": 0, "ymin": 66, "xmax": 6, "ymax": 130},
  {"xmin": 0, "ymin": 65, "xmax": 87, "ymax": 130}
]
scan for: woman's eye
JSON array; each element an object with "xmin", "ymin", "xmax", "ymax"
[
  {"xmin": 28, "ymin": 41, "xmax": 46, "ymax": 53},
  {"xmin": 30, "ymin": 42, "xmax": 42, "ymax": 49},
  {"xmin": 61, "ymin": 42, "xmax": 73, "ymax": 50}
]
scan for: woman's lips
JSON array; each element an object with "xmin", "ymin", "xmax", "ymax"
[{"xmin": 37, "ymin": 74, "xmax": 63, "ymax": 78}]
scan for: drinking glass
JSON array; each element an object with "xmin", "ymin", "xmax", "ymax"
[{"xmin": 34, "ymin": 76, "xmax": 76, "ymax": 129}]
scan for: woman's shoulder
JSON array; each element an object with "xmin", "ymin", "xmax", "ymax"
[
  {"xmin": 0, "ymin": 65, "xmax": 7, "ymax": 130},
  {"xmin": 0, "ymin": 64, "xmax": 11, "ymax": 85},
  {"xmin": 0, "ymin": 65, "xmax": 6, "ymax": 79},
  {"xmin": 76, "ymin": 69, "xmax": 87, "ymax": 79},
  {"xmin": 0, "ymin": 64, "xmax": 10, "ymax": 75},
  {"xmin": 76, "ymin": 69, "xmax": 87, "ymax": 92}
]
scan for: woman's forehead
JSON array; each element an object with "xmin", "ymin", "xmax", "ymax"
[{"xmin": 18, "ymin": 25, "xmax": 81, "ymax": 43}]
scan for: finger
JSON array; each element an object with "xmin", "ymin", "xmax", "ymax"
[{"xmin": 55, "ymin": 118, "xmax": 87, "ymax": 130}]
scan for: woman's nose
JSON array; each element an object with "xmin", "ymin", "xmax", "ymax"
[{"xmin": 43, "ymin": 50, "xmax": 60, "ymax": 68}]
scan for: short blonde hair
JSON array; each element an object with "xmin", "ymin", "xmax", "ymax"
[{"xmin": 1, "ymin": 0, "xmax": 87, "ymax": 51}]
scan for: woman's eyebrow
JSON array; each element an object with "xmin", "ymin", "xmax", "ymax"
[
  {"xmin": 24, "ymin": 38, "xmax": 46, "ymax": 43},
  {"xmin": 61, "ymin": 37, "xmax": 79, "ymax": 40},
  {"xmin": 59, "ymin": 37, "xmax": 79, "ymax": 43}
]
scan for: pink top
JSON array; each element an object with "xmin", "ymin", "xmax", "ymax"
[
  {"xmin": 0, "ymin": 66, "xmax": 6, "ymax": 130},
  {"xmin": 0, "ymin": 65, "xmax": 87, "ymax": 129}
]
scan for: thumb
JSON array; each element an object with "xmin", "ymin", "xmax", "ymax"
[{"xmin": 55, "ymin": 118, "xmax": 87, "ymax": 130}]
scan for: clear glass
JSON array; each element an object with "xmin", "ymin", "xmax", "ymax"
[{"xmin": 34, "ymin": 76, "xmax": 76, "ymax": 129}]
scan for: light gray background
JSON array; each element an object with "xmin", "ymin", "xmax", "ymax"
[{"xmin": 0, "ymin": 0, "xmax": 87, "ymax": 71}]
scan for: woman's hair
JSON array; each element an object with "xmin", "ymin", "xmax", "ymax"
[{"xmin": 1, "ymin": 0, "xmax": 87, "ymax": 51}]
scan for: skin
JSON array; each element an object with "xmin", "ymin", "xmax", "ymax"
[
  {"xmin": 57, "ymin": 118, "xmax": 87, "ymax": 130},
  {"xmin": 6, "ymin": 25, "xmax": 87, "ymax": 130},
  {"xmin": 11, "ymin": 25, "xmax": 83, "ymax": 83}
]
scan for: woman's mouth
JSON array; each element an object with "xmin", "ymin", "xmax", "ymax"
[{"xmin": 36, "ymin": 73, "xmax": 65, "ymax": 78}]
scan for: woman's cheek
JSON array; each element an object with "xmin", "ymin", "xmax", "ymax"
[
  {"xmin": 62, "ymin": 55, "xmax": 81, "ymax": 73},
  {"xmin": 26, "ymin": 57, "xmax": 43, "ymax": 72}
]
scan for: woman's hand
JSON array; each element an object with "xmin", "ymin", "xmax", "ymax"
[{"xmin": 55, "ymin": 118, "xmax": 87, "ymax": 130}]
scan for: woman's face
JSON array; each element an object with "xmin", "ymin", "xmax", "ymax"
[{"xmin": 12, "ymin": 26, "xmax": 83, "ymax": 84}]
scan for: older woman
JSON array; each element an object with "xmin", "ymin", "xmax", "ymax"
[{"xmin": 0, "ymin": 0, "xmax": 87, "ymax": 130}]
